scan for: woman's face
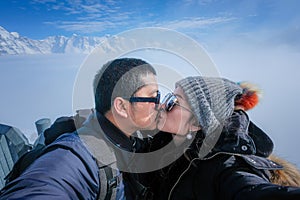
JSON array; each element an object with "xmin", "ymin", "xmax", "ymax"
[{"xmin": 157, "ymin": 86, "xmax": 197, "ymax": 138}]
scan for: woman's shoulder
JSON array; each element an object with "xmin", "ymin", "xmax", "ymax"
[{"xmin": 195, "ymin": 154, "xmax": 282, "ymax": 175}]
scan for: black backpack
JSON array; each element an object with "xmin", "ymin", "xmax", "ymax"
[{"xmin": 4, "ymin": 116, "xmax": 153, "ymax": 200}]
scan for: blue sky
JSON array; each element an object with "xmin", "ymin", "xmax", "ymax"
[
  {"xmin": 1, "ymin": 0, "xmax": 300, "ymax": 165},
  {"xmin": 1, "ymin": 0, "xmax": 299, "ymax": 42}
]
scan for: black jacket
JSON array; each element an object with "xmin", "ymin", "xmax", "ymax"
[{"xmin": 152, "ymin": 110, "xmax": 300, "ymax": 200}]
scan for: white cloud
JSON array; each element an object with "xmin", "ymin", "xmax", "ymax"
[
  {"xmin": 31, "ymin": 0, "xmax": 117, "ymax": 15},
  {"xmin": 31, "ymin": 0, "xmax": 57, "ymax": 4},
  {"xmin": 182, "ymin": 0, "xmax": 215, "ymax": 6},
  {"xmin": 30, "ymin": 0, "xmax": 136, "ymax": 34},
  {"xmin": 0, "ymin": 54, "xmax": 85, "ymax": 140},
  {"xmin": 161, "ymin": 17, "xmax": 236, "ymax": 30},
  {"xmin": 44, "ymin": 19, "xmax": 130, "ymax": 34}
]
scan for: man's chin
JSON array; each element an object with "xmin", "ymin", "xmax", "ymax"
[
  {"xmin": 141, "ymin": 121, "xmax": 158, "ymax": 131},
  {"xmin": 156, "ymin": 116, "xmax": 166, "ymax": 130}
]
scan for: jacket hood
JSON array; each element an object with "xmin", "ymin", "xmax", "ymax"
[{"xmin": 190, "ymin": 110, "xmax": 273, "ymax": 160}]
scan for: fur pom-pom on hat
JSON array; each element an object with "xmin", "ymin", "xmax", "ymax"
[{"xmin": 235, "ymin": 82, "xmax": 262, "ymax": 111}]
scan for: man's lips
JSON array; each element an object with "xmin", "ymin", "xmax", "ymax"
[{"xmin": 155, "ymin": 110, "xmax": 164, "ymax": 121}]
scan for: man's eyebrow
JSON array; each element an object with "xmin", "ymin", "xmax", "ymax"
[
  {"xmin": 149, "ymin": 90, "xmax": 159, "ymax": 96},
  {"xmin": 152, "ymin": 89, "xmax": 159, "ymax": 94}
]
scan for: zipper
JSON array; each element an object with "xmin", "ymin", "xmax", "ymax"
[{"xmin": 168, "ymin": 157, "xmax": 200, "ymax": 200}]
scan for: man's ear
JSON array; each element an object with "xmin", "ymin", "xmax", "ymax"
[{"xmin": 113, "ymin": 97, "xmax": 129, "ymax": 118}]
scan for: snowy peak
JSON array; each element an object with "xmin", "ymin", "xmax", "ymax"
[{"xmin": 0, "ymin": 26, "xmax": 104, "ymax": 55}]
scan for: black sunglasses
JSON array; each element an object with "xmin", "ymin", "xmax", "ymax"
[
  {"xmin": 162, "ymin": 93, "xmax": 193, "ymax": 113},
  {"xmin": 126, "ymin": 90, "xmax": 161, "ymax": 109}
]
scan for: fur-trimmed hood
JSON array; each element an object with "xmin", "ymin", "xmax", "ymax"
[{"xmin": 268, "ymin": 154, "xmax": 300, "ymax": 187}]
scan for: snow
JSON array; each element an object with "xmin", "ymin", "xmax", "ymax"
[{"xmin": 0, "ymin": 26, "xmax": 105, "ymax": 55}]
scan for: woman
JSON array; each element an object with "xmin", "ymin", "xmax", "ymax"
[{"xmin": 155, "ymin": 76, "xmax": 300, "ymax": 200}]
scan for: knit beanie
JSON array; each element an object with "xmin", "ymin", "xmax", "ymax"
[{"xmin": 175, "ymin": 76, "xmax": 243, "ymax": 137}]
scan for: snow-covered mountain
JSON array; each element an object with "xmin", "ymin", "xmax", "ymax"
[{"xmin": 0, "ymin": 26, "xmax": 105, "ymax": 55}]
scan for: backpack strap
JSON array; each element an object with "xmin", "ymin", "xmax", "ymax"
[{"xmin": 98, "ymin": 164, "xmax": 122, "ymax": 200}]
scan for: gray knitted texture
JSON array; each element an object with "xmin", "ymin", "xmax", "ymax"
[{"xmin": 176, "ymin": 76, "xmax": 243, "ymax": 137}]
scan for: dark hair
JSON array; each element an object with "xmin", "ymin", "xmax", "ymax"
[{"xmin": 93, "ymin": 58, "xmax": 157, "ymax": 114}]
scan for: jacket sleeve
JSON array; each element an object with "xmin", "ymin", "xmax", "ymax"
[
  {"xmin": 0, "ymin": 146, "xmax": 99, "ymax": 200},
  {"xmin": 218, "ymin": 156, "xmax": 300, "ymax": 200}
]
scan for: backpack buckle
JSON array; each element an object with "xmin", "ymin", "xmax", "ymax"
[{"xmin": 108, "ymin": 173, "xmax": 122, "ymax": 188}]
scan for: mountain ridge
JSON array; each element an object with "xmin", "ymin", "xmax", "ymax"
[{"xmin": 0, "ymin": 26, "xmax": 105, "ymax": 55}]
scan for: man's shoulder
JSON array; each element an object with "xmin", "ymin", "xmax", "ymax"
[
  {"xmin": 48, "ymin": 132, "xmax": 85, "ymax": 150},
  {"xmin": 51, "ymin": 131, "xmax": 80, "ymax": 144},
  {"xmin": 1, "ymin": 133, "xmax": 100, "ymax": 200},
  {"xmin": 45, "ymin": 132, "xmax": 98, "ymax": 167}
]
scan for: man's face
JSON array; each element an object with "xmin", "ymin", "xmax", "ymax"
[{"xmin": 128, "ymin": 73, "xmax": 159, "ymax": 130}]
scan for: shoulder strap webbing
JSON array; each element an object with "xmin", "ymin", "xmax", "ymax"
[{"xmin": 98, "ymin": 164, "xmax": 121, "ymax": 200}]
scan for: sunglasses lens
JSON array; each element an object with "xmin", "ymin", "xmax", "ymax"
[
  {"xmin": 166, "ymin": 101, "xmax": 173, "ymax": 111},
  {"xmin": 162, "ymin": 93, "xmax": 171, "ymax": 104},
  {"xmin": 162, "ymin": 93, "xmax": 177, "ymax": 112}
]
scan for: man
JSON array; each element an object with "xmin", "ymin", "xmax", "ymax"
[{"xmin": 0, "ymin": 58, "xmax": 159, "ymax": 200}]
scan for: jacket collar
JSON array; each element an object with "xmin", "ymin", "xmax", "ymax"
[
  {"xmin": 211, "ymin": 110, "xmax": 256, "ymax": 156},
  {"xmin": 96, "ymin": 112, "xmax": 135, "ymax": 152},
  {"xmin": 192, "ymin": 110, "xmax": 272, "ymax": 160}
]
